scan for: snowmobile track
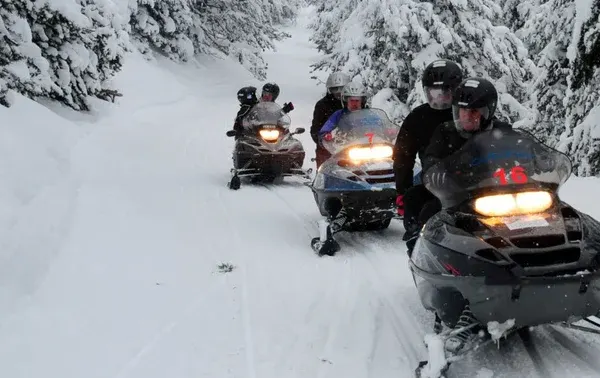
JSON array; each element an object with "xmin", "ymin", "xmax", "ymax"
[
  {"xmin": 215, "ymin": 188, "xmax": 257, "ymax": 378},
  {"xmin": 547, "ymin": 326, "xmax": 600, "ymax": 372},
  {"xmin": 258, "ymin": 183, "xmax": 317, "ymax": 239},
  {"xmin": 519, "ymin": 328, "xmax": 552, "ymax": 378},
  {"xmin": 348, "ymin": 235, "xmax": 424, "ymax": 368}
]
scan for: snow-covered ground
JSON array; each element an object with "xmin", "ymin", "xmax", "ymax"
[{"xmin": 2, "ymin": 6, "xmax": 600, "ymax": 378}]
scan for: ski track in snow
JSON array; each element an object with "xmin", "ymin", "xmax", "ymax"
[{"xmin": 3, "ymin": 5, "xmax": 600, "ymax": 378}]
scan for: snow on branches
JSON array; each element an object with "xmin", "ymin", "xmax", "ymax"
[
  {"xmin": 0, "ymin": 0, "xmax": 128, "ymax": 110},
  {"xmin": 129, "ymin": 0, "xmax": 295, "ymax": 79},
  {"xmin": 1, "ymin": 0, "xmax": 299, "ymax": 108},
  {"xmin": 309, "ymin": 0, "xmax": 536, "ymax": 124},
  {"xmin": 558, "ymin": 0, "xmax": 600, "ymax": 176}
]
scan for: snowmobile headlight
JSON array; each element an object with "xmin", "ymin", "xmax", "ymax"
[
  {"xmin": 347, "ymin": 145, "xmax": 393, "ymax": 162},
  {"xmin": 474, "ymin": 191, "xmax": 553, "ymax": 217},
  {"xmin": 259, "ymin": 129, "xmax": 280, "ymax": 142}
]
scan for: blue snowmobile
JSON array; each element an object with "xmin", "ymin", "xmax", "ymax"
[{"xmin": 306, "ymin": 108, "xmax": 421, "ymax": 256}]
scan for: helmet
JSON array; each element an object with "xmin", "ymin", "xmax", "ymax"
[
  {"xmin": 422, "ymin": 59, "xmax": 463, "ymax": 110},
  {"xmin": 341, "ymin": 82, "xmax": 368, "ymax": 109},
  {"xmin": 237, "ymin": 86, "xmax": 258, "ymax": 105},
  {"xmin": 452, "ymin": 77, "xmax": 498, "ymax": 135},
  {"xmin": 261, "ymin": 82, "xmax": 280, "ymax": 101},
  {"xmin": 326, "ymin": 72, "xmax": 351, "ymax": 98}
]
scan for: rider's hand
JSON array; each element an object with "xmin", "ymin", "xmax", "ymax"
[
  {"xmin": 396, "ymin": 195, "xmax": 404, "ymax": 216},
  {"xmin": 283, "ymin": 102, "xmax": 294, "ymax": 113}
]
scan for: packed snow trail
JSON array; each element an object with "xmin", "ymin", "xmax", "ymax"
[{"xmin": 2, "ymin": 6, "xmax": 600, "ymax": 378}]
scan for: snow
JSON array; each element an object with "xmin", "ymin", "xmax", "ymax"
[
  {"xmin": 420, "ymin": 334, "xmax": 447, "ymax": 378},
  {"xmin": 2, "ymin": 5, "xmax": 600, "ymax": 378},
  {"xmin": 487, "ymin": 319, "xmax": 516, "ymax": 342},
  {"xmin": 567, "ymin": 0, "xmax": 595, "ymax": 62}
]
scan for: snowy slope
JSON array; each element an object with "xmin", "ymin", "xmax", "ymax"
[{"xmin": 2, "ymin": 6, "xmax": 600, "ymax": 378}]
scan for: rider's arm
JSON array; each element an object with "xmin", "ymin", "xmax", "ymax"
[
  {"xmin": 422, "ymin": 123, "xmax": 451, "ymax": 173},
  {"xmin": 318, "ymin": 110, "xmax": 343, "ymax": 136},
  {"xmin": 310, "ymin": 100, "xmax": 325, "ymax": 143},
  {"xmin": 393, "ymin": 113, "xmax": 419, "ymax": 194},
  {"xmin": 233, "ymin": 105, "xmax": 250, "ymax": 132}
]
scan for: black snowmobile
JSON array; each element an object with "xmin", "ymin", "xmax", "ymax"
[
  {"xmin": 225, "ymin": 102, "xmax": 312, "ymax": 189},
  {"xmin": 410, "ymin": 128, "xmax": 600, "ymax": 377},
  {"xmin": 307, "ymin": 108, "xmax": 420, "ymax": 256}
]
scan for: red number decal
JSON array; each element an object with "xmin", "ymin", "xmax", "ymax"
[
  {"xmin": 493, "ymin": 168, "xmax": 508, "ymax": 185},
  {"xmin": 511, "ymin": 166, "xmax": 528, "ymax": 183},
  {"xmin": 494, "ymin": 166, "xmax": 528, "ymax": 185},
  {"xmin": 365, "ymin": 132, "xmax": 374, "ymax": 144}
]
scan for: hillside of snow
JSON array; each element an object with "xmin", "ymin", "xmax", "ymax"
[{"xmin": 2, "ymin": 6, "xmax": 600, "ymax": 378}]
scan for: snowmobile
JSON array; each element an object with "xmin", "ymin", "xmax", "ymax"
[
  {"xmin": 307, "ymin": 108, "xmax": 421, "ymax": 256},
  {"xmin": 410, "ymin": 128, "xmax": 600, "ymax": 378},
  {"xmin": 225, "ymin": 102, "xmax": 312, "ymax": 190}
]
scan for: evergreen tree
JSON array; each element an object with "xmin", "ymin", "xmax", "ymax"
[
  {"xmin": 309, "ymin": 0, "xmax": 535, "ymax": 123},
  {"xmin": 559, "ymin": 0, "xmax": 600, "ymax": 175},
  {"xmin": 516, "ymin": 0, "xmax": 575, "ymax": 144},
  {"xmin": 0, "ymin": 0, "xmax": 127, "ymax": 110}
]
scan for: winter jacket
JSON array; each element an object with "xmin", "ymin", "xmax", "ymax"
[
  {"xmin": 422, "ymin": 119, "xmax": 513, "ymax": 174},
  {"xmin": 311, "ymin": 94, "xmax": 343, "ymax": 143},
  {"xmin": 392, "ymin": 104, "xmax": 454, "ymax": 195},
  {"xmin": 233, "ymin": 103, "xmax": 257, "ymax": 135},
  {"xmin": 319, "ymin": 109, "xmax": 348, "ymax": 137}
]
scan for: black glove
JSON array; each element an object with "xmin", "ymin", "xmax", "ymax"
[{"xmin": 282, "ymin": 102, "xmax": 294, "ymax": 113}]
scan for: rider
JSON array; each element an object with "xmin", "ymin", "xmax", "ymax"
[
  {"xmin": 393, "ymin": 59, "xmax": 463, "ymax": 253},
  {"xmin": 318, "ymin": 81, "xmax": 369, "ymax": 141},
  {"xmin": 311, "ymin": 72, "xmax": 351, "ymax": 168},
  {"xmin": 410, "ymin": 77, "xmax": 512, "ymax": 256},
  {"xmin": 233, "ymin": 86, "xmax": 259, "ymax": 137},
  {"xmin": 260, "ymin": 82, "xmax": 294, "ymax": 113}
]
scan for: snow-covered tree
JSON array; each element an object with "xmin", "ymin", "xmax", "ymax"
[
  {"xmin": 129, "ymin": 0, "xmax": 295, "ymax": 79},
  {"xmin": 309, "ymin": 0, "xmax": 536, "ymax": 123},
  {"xmin": 515, "ymin": 0, "xmax": 576, "ymax": 144},
  {"xmin": 308, "ymin": 0, "xmax": 359, "ymax": 55},
  {"xmin": 0, "ymin": 0, "xmax": 128, "ymax": 110},
  {"xmin": 129, "ymin": 0, "xmax": 199, "ymax": 61},
  {"xmin": 497, "ymin": 0, "xmax": 542, "ymax": 32},
  {"xmin": 557, "ymin": 0, "xmax": 600, "ymax": 175}
]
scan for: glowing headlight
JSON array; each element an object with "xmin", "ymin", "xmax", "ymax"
[
  {"xmin": 259, "ymin": 129, "xmax": 280, "ymax": 142},
  {"xmin": 347, "ymin": 145, "xmax": 393, "ymax": 161},
  {"xmin": 474, "ymin": 191, "xmax": 553, "ymax": 217}
]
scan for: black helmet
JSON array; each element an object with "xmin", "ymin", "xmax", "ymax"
[
  {"xmin": 261, "ymin": 82, "xmax": 280, "ymax": 101},
  {"xmin": 422, "ymin": 59, "xmax": 463, "ymax": 110},
  {"xmin": 452, "ymin": 77, "xmax": 498, "ymax": 135},
  {"xmin": 237, "ymin": 86, "xmax": 258, "ymax": 105}
]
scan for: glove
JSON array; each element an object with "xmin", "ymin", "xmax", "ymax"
[
  {"xmin": 396, "ymin": 195, "xmax": 404, "ymax": 216},
  {"xmin": 282, "ymin": 102, "xmax": 294, "ymax": 113}
]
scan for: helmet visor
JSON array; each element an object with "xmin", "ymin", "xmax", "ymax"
[
  {"xmin": 425, "ymin": 86, "xmax": 453, "ymax": 110},
  {"xmin": 327, "ymin": 86, "xmax": 344, "ymax": 98},
  {"xmin": 452, "ymin": 106, "xmax": 490, "ymax": 132},
  {"xmin": 345, "ymin": 96, "xmax": 363, "ymax": 111}
]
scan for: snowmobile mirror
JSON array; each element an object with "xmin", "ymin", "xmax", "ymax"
[
  {"xmin": 293, "ymin": 127, "xmax": 305, "ymax": 135},
  {"xmin": 226, "ymin": 130, "xmax": 237, "ymax": 137}
]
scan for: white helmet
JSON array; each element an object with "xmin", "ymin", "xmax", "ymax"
[
  {"xmin": 326, "ymin": 72, "xmax": 351, "ymax": 89},
  {"xmin": 341, "ymin": 82, "xmax": 368, "ymax": 110},
  {"xmin": 326, "ymin": 72, "xmax": 350, "ymax": 98}
]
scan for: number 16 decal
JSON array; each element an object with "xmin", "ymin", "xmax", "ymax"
[{"xmin": 493, "ymin": 166, "xmax": 528, "ymax": 185}]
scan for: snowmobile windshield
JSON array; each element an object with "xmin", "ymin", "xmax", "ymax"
[
  {"xmin": 242, "ymin": 102, "xmax": 291, "ymax": 129},
  {"xmin": 423, "ymin": 128, "xmax": 573, "ymax": 209},
  {"xmin": 322, "ymin": 108, "xmax": 400, "ymax": 155}
]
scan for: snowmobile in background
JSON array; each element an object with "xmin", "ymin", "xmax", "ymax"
[
  {"xmin": 410, "ymin": 128, "xmax": 600, "ymax": 378},
  {"xmin": 225, "ymin": 102, "xmax": 312, "ymax": 190},
  {"xmin": 307, "ymin": 108, "xmax": 421, "ymax": 256}
]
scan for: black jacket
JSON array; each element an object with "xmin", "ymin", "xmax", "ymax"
[
  {"xmin": 233, "ymin": 103, "xmax": 256, "ymax": 134},
  {"xmin": 392, "ymin": 103, "xmax": 454, "ymax": 195},
  {"xmin": 422, "ymin": 119, "xmax": 513, "ymax": 174},
  {"xmin": 311, "ymin": 94, "xmax": 343, "ymax": 144}
]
